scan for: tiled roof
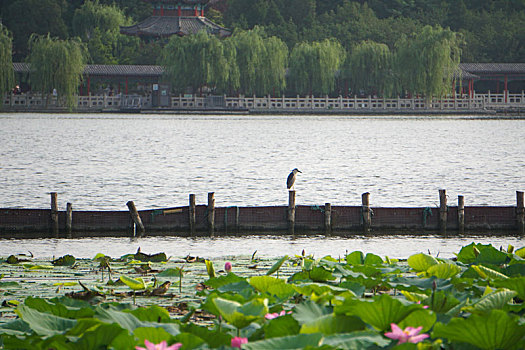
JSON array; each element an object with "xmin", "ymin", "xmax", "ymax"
[
  {"xmin": 120, "ymin": 16, "xmax": 231, "ymax": 37},
  {"xmin": 13, "ymin": 63, "xmax": 165, "ymax": 77},
  {"xmin": 460, "ymin": 63, "xmax": 525, "ymax": 75}
]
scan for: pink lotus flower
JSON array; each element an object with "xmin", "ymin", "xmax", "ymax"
[
  {"xmin": 136, "ymin": 340, "xmax": 182, "ymax": 350},
  {"xmin": 225, "ymin": 262, "xmax": 232, "ymax": 273},
  {"xmin": 385, "ymin": 323, "xmax": 429, "ymax": 344},
  {"xmin": 231, "ymin": 336, "xmax": 248, "ymax": 348},
  {"xmin": 417, "ymin": 300, "xmax": 429, "ymax": 309},
  {"xmin": 265, "ymin": 310, "xmax": 292, "ymax": 319}
]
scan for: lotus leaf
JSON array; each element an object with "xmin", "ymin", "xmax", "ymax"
[
  {"xmin": 433, "ymin": 309, "xmax": 525, "ymax": 349},
  {"xmin": 173, "ymin": 332, "xmax": 206, "ymax": 349},
  {"xmin": 407, "ymin": 253, "xmax": 438, "ymax": 272},
  {"xmin": 426, "ymin": 263, "xmax": 461, "ymax": 279},
  {"xmin": 243, "ymin": 333, "xmax": 323, "ymax": 350},
  {"xmin": 133, "ymin": 326, "xmax": 175, "ymax": 345},
  {"xmin": 212, "ymin": 297, "xmax": 268, "ymax": 329},
  {"xmin": 472, "ymin": 265, "xmax": 509, "ymax": 280},
  {"xmin": 264, "ymin": 314, "xmax": 300, "ymax": 338},
  {"xmin": 266, "ymin": 255, "xmax": 288, "ymax": 276},
  {"xmin": 157, "ymin": 268, "xmax": 183, "ymax": 277},
  {"xmin": 340, "ymin": 294, "xmax": 419, "ymax": 331},
  {"xmin": 73, "ymin": 323, "xmax": 128, "ymax": 350},
  {"xmin": 205, "ymin": 260, "xmax": 215, "ymax": 278},
  {"xmin": 462, "ymin": 289, "xmax": 517, "ymax": 314},
  {"xmin": 52, "ymin": 254, "xmax": 76, "ymax": 266},
  {"xmin": 493, "ymin": 276, "xmax": 525, "ymax": 299},
  {"xmin": 322, "ymin": 331, "xmax": 391, "ymax": 349},
  {"xmin": 346, "ymin": 251, "xmax": 365, "ymax": 265},
  {"xmin": 300, "ymin": 314, "xmax": 365, "ymax": 335},
  {"xmin": 119, "ymin": 275, "xmax": 147, "ymax": 291},
  {"xmin": 15, "ymin": 303, "xmax": 77, "ymax": 336}
]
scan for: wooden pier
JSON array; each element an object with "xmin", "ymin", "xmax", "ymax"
[{"xmin": 0, "ymin": 190, "xmax": 523, "ymax": 237}]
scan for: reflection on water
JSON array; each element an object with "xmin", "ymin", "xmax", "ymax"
[
  {"xmin": 0, "ymin": 235, "xmax": 522, "ymax": 259},
  {"xmin": 0, "ymin": 113, "xmax": 524, "ymax": 210}
]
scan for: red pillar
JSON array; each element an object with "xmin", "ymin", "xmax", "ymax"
[
  {"xmin": 194, "ymin": 6, "xmax": 198, "ymax": 16},
  {"xmin": 178, "ymin": 5, "xmax": 181, "ymax": 16},
  {"xmin": 125, "ymin": 77, "xmax": 128, "ymax": 94},
  {"xmin": 160, "ymin": 5, "xmax": 164, "ymax": 16},
  {"xmin": 201, "ymin": 8, "xmax": 204, "ymax": 16},
  {"xmin": 87, "ymin": 76, "xmax": 91, "ymax": 95},
  {"xmin": 504, "ymin": 75, "xmax": 508, "ymax": 103}
]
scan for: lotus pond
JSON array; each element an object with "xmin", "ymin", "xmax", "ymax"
[{"xmin": 1, "ymin": 243, "xmax": 525, "ymax": 349}]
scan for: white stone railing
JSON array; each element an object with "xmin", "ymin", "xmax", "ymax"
[{"xmin": 3, "ymin": 91, "xmax": 524, "ymax": 112}]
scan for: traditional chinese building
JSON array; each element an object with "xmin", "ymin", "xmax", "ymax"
[{"xmin": 120, "ymin": 0, "xmax": 231, "ymax": 39}]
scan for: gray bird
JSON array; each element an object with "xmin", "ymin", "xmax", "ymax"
[{"xmin": 287, "ymin": 168, "xmax": 302, "ymax": 190}]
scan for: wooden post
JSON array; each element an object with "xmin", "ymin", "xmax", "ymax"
[
  {"xmin": 288, "ymin": 190, "xmax": 296, "ymax": 235},
  {"xmin": 207, "ymin": 192, "xmax": 215, "ymax": 236},
  {"xmin": 50, "ymin": 192, "xmax": 59, "ymax": 235},
  {"xmin": 458, "ymin": 195, "xmax": 465, "ymax": 234},
  {"xmin": 66, "ymin": 202, "xmax": 73, "ymax": 235},
  {"xmin": 439, "ymin": 189, "xmax": 447, "ymax": 234},
  {"xmin": 189, "ymin": 194, "xmax": 196, "ymax": 236},
  {"xmin": 235, "ymin": 206, "xmax": 240, "ymax": 234},
  {"xmin": 362, "ymin": 192, "xmax": 371, "ymax": 233},
  {"xmin": 517, "ymin": 191, "xmax": 524, "ymax": 235},
  {"xmin": 324, "ymin": 203, "xmax": 332, "ymax": 235},
  {"xmin": 126, "ymin": 201, "xmax": 145, "ymax": 234}
]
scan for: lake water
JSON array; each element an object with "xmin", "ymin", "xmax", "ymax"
[{"xmin": 1, "ymin": 113, "xmax": 524, "ymax": 258}]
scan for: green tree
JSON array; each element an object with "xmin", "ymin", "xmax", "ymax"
[
  {"xmin": 344, "ymin": 40, "xmax": 393, "ymax": 96},
  {"xmin": 393, "ymin": 25, "xmax": 462, "ymax": 98},
  {"xmin": 232, "ymin": 28, "xmax": 288, "ymax": 96},
  {"xmin": 161, "ymin": 31, "xmax": 229, "ymax": 94},
  {"xmin": 288, "ymin": 39, "xmax": 345, "ymax": 96},
  {"xmin": 72, "ymin": 0, "xmax": 138, "ymax": 64},
  {"xmin": 28, "ymin": 35, "xmax": 86, "ymax": 109},
  {"xmin": 0, "ymin": 24, "xmax": 14, "ymax": 96},
  {"xmin": 3, "ymin": 0, "xmax": 68, "ymax": 60}
]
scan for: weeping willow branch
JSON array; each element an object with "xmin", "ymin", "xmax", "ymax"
[
  {"xmin": 28, "ymin": 35, "xmax": 86, "ymax": 110},
  {"xmin": 0, "ymin": 24, "xmax": 14, "ymax": 97}
]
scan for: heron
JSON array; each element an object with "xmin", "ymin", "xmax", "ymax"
[{"xmin": 287, "ymin": 168, "xmax": 302, "ymax": 190}]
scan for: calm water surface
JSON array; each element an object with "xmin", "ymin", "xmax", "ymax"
[
  {"xmin": 1, "ymin": 113, "xmax": 523, "ymax": 257},
  {"xmin": 1, "ymin": 113, "xmax": 524, "ymax": 209}
]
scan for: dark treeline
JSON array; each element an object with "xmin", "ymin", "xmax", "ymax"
[{"xmin": 0, "ymin": 0, "xmax": 523, "ymax": 63}]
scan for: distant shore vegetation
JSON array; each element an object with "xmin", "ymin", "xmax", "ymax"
[{"xmin": 0, "ymin": 0, "xmax": 523, "ymax": 98}]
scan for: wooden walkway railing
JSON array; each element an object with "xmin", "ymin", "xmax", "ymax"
[{"xmin": 3, "ymin": 92, "xmax": 524, "ymax": 113}]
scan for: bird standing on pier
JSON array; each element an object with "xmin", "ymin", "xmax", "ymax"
[{"xmin": 287, "ymin": 168, "xmax": 302, "ymax": 190}]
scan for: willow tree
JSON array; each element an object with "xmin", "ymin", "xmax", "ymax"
[
  {"xmin": 28, "ymin": 35, "xmax": 86, "ymax": 109},
  {"xmin": 0, "ymin": 25, "xmax": 14, "ymax": 97},
  {"xmin": 231, "ymin": 29, "xmax": 265, "ymax": 95},
  {"xmin": 161, "ymin": 30, "xmax": 230, "ymax": 94},
  {"xmin": 288, "ymin": 39, "xmax": 345, "ymax": 96},
  {"xmin": 344, "ymin": 40, "xmax": 392, "ymax": 96},
  {"xmin": 394, "ymin": 25, "xmax": 462, "ymax": 98},
  {"xmin": 259, "ymin": 35, "xmax": 288, "ymax": 96}
]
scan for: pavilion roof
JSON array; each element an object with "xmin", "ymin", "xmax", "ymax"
[
  {"xmin": 120, "ymin": 16, "xmax": 231, "ymax": 37},
  {"xmin": 460, "ymin": 63, "xmax": 525, "ymax": 75}
]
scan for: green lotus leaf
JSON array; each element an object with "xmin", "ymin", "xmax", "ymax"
[
  {"xmin": 243, "ymin": 333, "xmax": 323, "ymax": 350},
  {"xmin": 119, "ymin": 275, "xmax": 147, "ymax": 291},
  {"xmin": 426, "ymin": 263, "xmax": 461, "ymax": 279},
  {"xmin": 212, "ymin": 297, "xmax": 268, "ymax": 329},
  {"xmin": 52, "ymin": 254, "xmax": 76, "ymax": 266},
  {"xmin": 217, "ymin": 280, "xmax": 254, "ymax": 294},
  {"xmin": 300, "ymin": 314, "xmax": 365, "ymax": 335},
  {"xmin": 182, "ymin": 323, "xmax": 232, "ymax": 348},
  {"xmin": 266, "ymin": 255, "xmax": 288, "ymax": 276},
  {"xmin": 340, "ymin": 294, "xmax": 419, "ymax": 331},
  {"xmin": 456, "ymin": 243, "xmax": 494, "ymax": 264},
  {"xmin": 157, "ymin": 267, "xmax": 183, "ymax": 277},
  {"xmin": 398, "ymin": 309, "xmax": 436, "ymax": 333},
  {"xmin": 504, "ymin": 262, "xmax": 525, "ymax": 277},
  {"xmin": 346, "ymin": 251, "xmax": 365, "ymax": 265},
  {"xmin": 293, "ymin": 282, "xmax": 350, "ymax": 298},
  {"xmin": 15, "ymin": 303, "xmax": 77, "ymax": 336},
  {"xmin": 133, "ymin": 326, "xmax": 174, "ymax": 346},
  {"xmin": 493, "ymin": 276, "xmax": 525, "ymax": 299},
  {"xmin": 205, "ymin": 273, "xmax": 246, "ymax": 289},
  {"xmin": 127, "ymin": 305, "xmax": 171, "ymax": 323},
  {"xmin": 249, "ymin": 275, "xmax": 286, "ymax": 293},
  {"xmin": 24, "ymin": 297, "xmax": 94, "ymax": 319},
  {"xmin": 293, "ymin": 300, "xmax": 331, "ymax": 325},
  {"xmin": 433, "ymin": 309, "xmax": 525, "ymax": 349},
  {"xmin": 94, "ymin": 305, "xmax": 180, "ymax": 335},
  {"xmin": 475, "ymin": 246, "xmax": 510, "ymax": 265},
  {"xmin": 173, "ymin": 332, "xmax": 206, "ymax": 349},
  {"xmin": 322, "ymin": 331, "xmax": 391, "ymax": 349},
  {"xmin": 264, "ymin": 314, "xmax": 300, "ymax": 338},
  {"xmin": 0, "ymin": 318, "xmax": 32, "ymax": 337},
  {"xmin": 407, "ymin": 253, "xmax": 438, "ymax": 272},
  {"xmin": 363, "ymin": 253, "xmax": 383, "ymax": 265},
  {"xmin": 339, "ymin": 280, "xmax": 366, "ymax": 297},
  {"xmin": 22, "ymin": 263, "xmax": 53, "ymax": 270},
  {"xmin": 309, "ymin": 266, "xmax": 336, "ymax": 282},
  {"xmin": 462, "ymin": 289, "xmax": 517, "ymax": 314},
  {"xmin": 423, "ymin": 290, "xmax": 460, "ymax": 314},
  {"xmin": 472, "ymin": 265, "xmax": 509, "ymax": 280},
  {"xmin": 513, "ymin": 246, "xmax": 525, "ymax": 258},
  {"xmin": 73, "ymin": 323, "xmax": 128, "ymax": 350}
]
